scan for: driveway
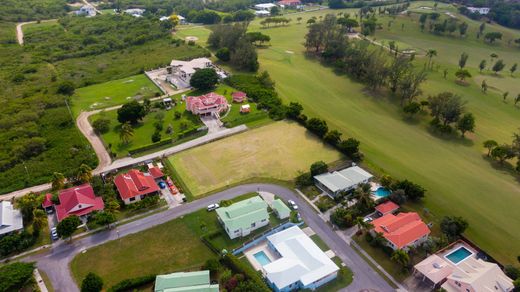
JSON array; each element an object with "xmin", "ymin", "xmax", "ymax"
[{"xmin": 22, "ymin": 184, "xmax": 395, "ymax": 292}]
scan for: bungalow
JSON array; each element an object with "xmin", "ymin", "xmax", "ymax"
[
  {"xmin": 278, "ymin": 0, "xmax": 302, "ymax": 7},
  {"xmin": 374, "ymin": 200, "xmax": 399, "ymax": 216},
  {"xmin": 314, "ymin": 166, "xmax": 373, "ymax": 197},
  {"xmin": 114, "ymin": 169, "xmax": 160, "ymax": 205},
  {"xmin": 272, "ymin": 199, "xmax": 291, "ymax": 219},
  {"xmin": 414, "ymin": 241, "xmax": 514, "ymax": 291},
  {"xmin": 186, "ymin": 92, "xmax": 229, "ymax": 116},
  {"xmin": 254, "ymin": 3, "xmax": 278, "ymax": 11},
  {"xmin": 154, "ymin": 270, "xmax": 218, "ymax": 292},
  {"xmin": 370, "ymin": 212, "xmax": 430, "ymax": 251},
  {"xmin": 262, "ymin": 226, "xmax": 339, "ymax": 291},
  {"xmin": 216, "ymin": 196, "xmax": 269, "ymax": 239},
  {"xmin": 232, "ymin": 91, "xmax": 247, "ymax": 103},
  {"xmin": 0, "ymin": 201, "xmax": 24, "ymax": 237},
  {"xmin": 54, "ymin": 184, "xmax": 105, "ymax": 222}
]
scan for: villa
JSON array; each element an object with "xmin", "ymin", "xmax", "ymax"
[
  {"xmin": 249, "ymin": 226, "xmax": 339, "ymax": 291},
  {"xmin": 314, "ymin": 166, "xmax": 373, "ymax": 197},
  {"xmin": 414, "ymin": 241, "xmax": 514, "ymax": 291},
  {"xmin": 114, "ymin": 169, "xmax": 160, "ymax": 205},
  {"xmin": 168, "ymin": 58, "xmax": 226, "ymax": 89},
  {"xmin": 186, "ymin": 92, "xmax": 229, "ymax": 116},
  {"xmin": 54, "ymin": 184, "xmax": 104, "ymax": 222},
  {"xmin": 216, "ymin": 196, "xmax": 269, "ymax": 239},
  {"xmin": 154, "ymin": 270, "xmax": 218, "ymax": 292},
  {"xmin": 0, "ymin": 201, "xmax": 23, "ymax": 236},
  {"xmin": 370, "ymin": 212, "xmax": 430, "ymax": 251}
]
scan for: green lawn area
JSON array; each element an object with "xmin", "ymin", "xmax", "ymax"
[
  {"xmin": 310, "ymin": 234, "xmax": 329, "ymax": 252},
  {"xmin": 72, "ymin": 74, "xmax": 161, "ymax": 116},
  {"xmin": 70, "ymin": 215, "xmax": 216, "ymax": 288},
  {"xmin": 233, "ymin": 3, "xmax": 520, "ymax": 265},
  {"xmin": 169, "ymin": 121, "xmax": 344, "ymax": 196},
  {"xmin": 175, "ymin": 25, "xmax": 212, "ymax": 46}
]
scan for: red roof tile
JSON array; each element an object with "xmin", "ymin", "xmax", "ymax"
[
  {"xmin": 114, "ymin": 169, "xmax": 159, "ymax": 200},
  {"xmin": 372, "ymin": 212, "xmax": 430, "ymax": 249},
  {"xmin": 278, "ymin": 0, "xmax": 301, "ymax": 5},
  {"xmin": 42, "ymin": 193, "xmax": 53, "ymax": 208},
  {"xmin": 149, "ymin": 167, "xmax": 164, "ymax": 179},
  {"xmin": 55, "ymin": 184, "xmax": 104, "ymax": 222},
  {"xmin": 375, "ymin": 201, "xmax": 399, "ymax": 215}
]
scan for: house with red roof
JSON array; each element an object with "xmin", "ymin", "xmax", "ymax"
[
  {"xmin": 186, "ymin": 92, "xmax": 229, "ymax": 116},
  {"xmin": 41, "ymin": 193, "xmax": 54, "ymax": 212},
  {"xmin": 148, "ymin": 166, "xmax": 164, "ymax": 180},
  {"xmin": 278, "ymin": 0, "xmax": 301, "ymax": 7},
  {"xmin": 232, "ymin": 91, "xmax": 247, "ymax": 103},
  {"xmin": 375, "ymin": 201, "xmax": 399, "ymax": 216},
  {"xmin": 371, "ymin": 212, "xmax": 430, "ymax": 251},
  {"xmin": 54, "ymin": 184, "xmax": 104, "ymax": 222},
  {"xmin": 114, "ymin": 169, "xmax": 160, "ymax": 205}
]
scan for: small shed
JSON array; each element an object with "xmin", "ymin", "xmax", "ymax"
[
  {"xmin": 375, "ymin": 201, "xmax": 399, "ymax": 216},
  {"xmin": 240, "ymin": 104, "xmax": 251, "ymax": 113},
  {"xmin": 272, "ymin": 199, "xmax": 291, "ymax": 219},
  {"xmin": 232, "ymin": 91, "xmax": 247, "ymax": 103},
  {"xmin": 42, "ymin": 193, "xmax": 54, "ymax": 211}
]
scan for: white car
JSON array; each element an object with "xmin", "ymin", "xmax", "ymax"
[
  {"xmin": 51, "ymin": 227, "xmax": 59, "ymax": 240},
  {"xmin": 363, "ymin": 216, "xmax": 373, "ymax": 223},
  {"xmin": 207, "ymin": 203, "xmax": 220, "ymax": 211},
  {"xmin": 287, "ymin": 200, "xmax": 298, "ymax": 210}
]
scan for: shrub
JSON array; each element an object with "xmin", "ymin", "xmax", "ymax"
[
  {"xmin": 92, "ymin": 118, "xmax": 111, "ymax": 134},
  {"xmin": 216, "ymin": 47, "xmax": 231, "ymax": 61},
  {"xmin": 151, "ymin": 130, "xmax": 162, "ymax": 143},
  {"xmin": 108, "ymin": 275, "xmax": 156, "ymax": 292},
  {"xmin": 0, "ymin": 262, "xmax": 35, "ymax": 292},
  {"xmin": 221, "ymin": 254, "xmax": 270, "ymax": 292},
  {"xmin": 81, "ymin": 272, "xmax": 103, "ymax": 292},
  {"xmin": 310, "ymin": 161, "xmax": 328, "ymax": 176}
]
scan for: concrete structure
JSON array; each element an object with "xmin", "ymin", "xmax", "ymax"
[
  {"xmin": 414, "ymin": 241, "xmax": 514, "ymax": 291},
  {"xmin": 186, "ymin": 92, "xmax": 229, "ymax": 116},
  {"xmin": 0, "ymin": 201, "xmax": 23, "ymax": 236},
  {"xmin": 114, "ymin": 169, "xmax": 160, "ymax": 205},
  {"xmin": 75, "ymin": 5, "xmax": 96, "ymax": 17},
  {"xmin": 255, "ymin": 10, "xmax": 271, "ymax": 17},
  {"xmin": 375, "ymin": 201, "xmax": 399, "ymax": 216},
  {"xmin": 467, "ymin": 7, "xmax": 490, "ymax": 15},
  {"xmin": 168, "ymin": 58, "xmax": 226, "ymax": 89},
  {"xmin": 54, "ymin": 184, "xmax": 104, "ymax": 222},
  {"xmin": 154, "ymin": 270, "xmax": 218, "ymax": 292},
  {"xmin": 314, "ymin": 166, "xmax": 373, "ymax": 197},
  {"xmin": 371, "ymin": 212, "xmax": 430, "ymax": 251},
  {"xmin": 255, "ymin": 3, "xmax": 278, "ymax": 11},
  {"xmin": 272, "ymin": 199, "xmax": 291, "ymax": 219},
  {"xmin": 260, "ymin": 226, "xmax": 339, "ymax": 291},
  {"xmin": 216, "ymin": 196, "xmax": 269, "ymax": 239}
]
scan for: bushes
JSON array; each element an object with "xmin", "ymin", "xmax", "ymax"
[
  {"xmin": 107, "ymin": 275, "xmax": 156, "ymax": 292},
  {"xmin": 0, "ymin": 231, "xmax": 37, "ymax": 257},
  {"xmin": 92, "ymin": 118, "xmax": 111, "ymax": 134},
  {"xmin": 128, "ymin": 139, "xmax": 171, "ymax": 155},
  {"xmin": 126, "ymin": 195, "xmax": 160, "ymax": 211},
  {"xmin": 221, "ymin": 254, "xmax": 271, "ymax": 292},
  {"xmin": 0, "ymin": 262, "xmax": 35, "ymax": 292}
]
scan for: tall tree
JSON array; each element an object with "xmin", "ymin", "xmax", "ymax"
[
  {"xmin": 492, "ymin": 59, "xmax": 506, "ymax": 74},
  {"xmin": 510, "ymin": 63, "xmax": 517, "ymax": 76},
  {"xmin": 491, "ymin": 144, "xmax": 514, "ymax": 164},
  {"xmin": 189, "ymin": 68, "xmax": 219, "ymax": 90},
  {"xmin": 81, "ymin": 272, "xmax": 103, "ymax": 292},
  {"xmin": 427, "ymin": 92, "xmax": 466, "ymax": 126},
  {"xmin": 76, "ymin": 164, "xmax": 93, "ymax": 183},
  {"xmin": 117, "ymin": 101, "xmax": 145, "ymax": 124},
  {"xmin": 32, "ymin": 209, "xmax": 47, "ymax": 233},
  {"xmin": 391, "ymin": 249, "xmax": 410, "ymax": 270},
  {"xmin": 457, "ymin": 113, "xmax": 475, "ymax": 137},
  {"xmin": 481, "ymin": 79, "xmax": 488, "ymax": 93},
  {"xmin": 426, "ymin": 49, "xmax": 437, "ymax": 69},
  {"xmin": 458, "ymin": 22, "xmax": 468, "ymax": 37},
  {"xmin": 51, "ymin": 172, "xmax": 65, "ymax": 190},
  {"xmin": 515, "ymin": 94, "xmax": 520, "ymax": 106},
  {"xmin": 458, "ymin": 52, "xmax": 469, "ymax": 69},
  {"xmin": 398, "ymin": 69, "xmax": 427, "ymax": 105},
  {"xmin": 483, "ymin": 140, "xmax": 498, "ymax": 156},
  {"xmin": 440, "ymin": 216, "xmax": 468, "ymax": 241},
  {"xmin": 479, "ymin": 59, "xmax": 486, "ymax": 73},
  {"xmin": 57, "ymin": 215, "xmax": 81, "ymax": 240},
  {"xmin": 119, "ymin": 122, "xmax": 134, "ymax": 145},
  {"xmin": 455, "ymin": 69, "xmax": 471, "ymax": 82}
]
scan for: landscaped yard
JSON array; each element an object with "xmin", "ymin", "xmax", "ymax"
[
  {"xmin": 169, "ymin": 121, "xmax": 345, "ymax": 197},
  {"xmin": 235, "ymin": 3, "xmax": 520, "ymax": 264},
  {"xmin": 72, "ymin": 74, "xmax": 161, "ymax": 116}
]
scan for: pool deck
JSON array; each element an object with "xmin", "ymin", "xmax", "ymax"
[
  {"xmin": 243, "ymin": 241, "xmax": 279, "ymax": 272},
  {"xmin": 438, "ymin": 242, "xmax": 478, "ymax": 265}
]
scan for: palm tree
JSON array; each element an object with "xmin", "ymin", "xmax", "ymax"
[
  {"xmin": 426, "ymin": 49, "xmax": 437, "ymax": 69},
  {"xmin": 32, "ymin": 209, "xmax": 47, "ymax": 233},
  {"xmin": 51, "ymin": 172, "xmax": 65, "ymax": 190},
  {"xmin": 354, "ymin": 216, "xmax": 372, "ymax": 233},
  {"xmin": 77, "ymin": 164, "xmax": 93, "ymax": 183},
  {"xmin": 105, "ymin": 199, "xmax": 120, "ymax": 214},
  {"xmin": 119, "ymin": 122, "xmax": 134, "ymax": 144},
  {"xmin": 391, "ymin": 249, "xmax": 410, "ymax": 270},
  {"xmin": 355, "ymin": 183, "xmax": 373, "ymax": 210}
]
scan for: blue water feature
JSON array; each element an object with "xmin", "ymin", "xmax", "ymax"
[
  {"xmin": 373, "ymin": 187, "xmax": 391, "ymax": 198},
  {"xmin": 254, "ymin": 251, "xmax": 271, "ymax": 266},
  {"xmin": 446, "ymin": 247, "xmax": 472, "ymax": 264}
]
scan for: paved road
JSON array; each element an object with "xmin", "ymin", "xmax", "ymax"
[{"xmin": 23, "ymin": 184, "xmax": 394, "ymax": 292}]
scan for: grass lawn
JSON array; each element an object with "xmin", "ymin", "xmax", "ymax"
[
  {"xmin": 310, "ymin": 234, "xmax": 329, "ymax": 252},
  {"xmin": 70, "ymin": 216, "xmax": 216, "ymax": 288},
  {"xmin": 72, "ymin": 74, "xmax": 161, "ymax": 116},
  {"xmin": 236, "ymin": 3, "xmax": 520, "ymax": 264},
  {"xmin": 175, "ymin": 25, "xmax": 212, "ymax": 46},
  {"xmin": 169, "ymin": 121, "xmax": 344, "ymax": 196}
]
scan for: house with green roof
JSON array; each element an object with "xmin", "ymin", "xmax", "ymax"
[
  {"xmin": 154, "ymin": 270, "xmax": 218, "ymax": 292},
  {"xmin": 272, "ymin": 199, "xmax": 291, "ymax": 220},
  {"xmin": 216, "ymin": 196, "xmax": 269, "ymax": 239}
]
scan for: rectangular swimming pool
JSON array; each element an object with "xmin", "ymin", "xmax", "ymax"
[
  {"xmin": 254, "ymin": 251, "xmax": 271, "ymax": 266},
  {"xmin": 445, "ymin": 246, "xmax": 473, "ymax": 264}
]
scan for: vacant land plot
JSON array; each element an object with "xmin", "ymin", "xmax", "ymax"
[
  {"xmin": 70, "ymin": 217, "xmax": 215, "ymax": 288},
  {"xmin": 169, "ymin": 121, "xmax": 344, "ymax": 196},
  {"xmin": 234, "ymin": 3, "xmax": 520, "ymax": 264},
  {"xmin": 72, "ymin": 74, "xmax": 160, "ymax": 116},
  {"xmin": 175, "ymin": 25, "xmax": 212, "ymax": 46}
]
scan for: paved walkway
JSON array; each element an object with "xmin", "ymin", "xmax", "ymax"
[{"xmin": 21, "ymin": 184, "xmax": 395, "ymax": 292}]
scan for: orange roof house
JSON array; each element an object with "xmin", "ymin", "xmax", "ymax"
[
  {"xmin": 114, "ymin": 169, "xmax": 160, "ymax": 205},
  {"xmin": 371, "ymin": 212, "xmax": 430, "ymax": 250},
  {"xmin": 375, "ymin": 201, "xmax": 399, "ymax": 216}
]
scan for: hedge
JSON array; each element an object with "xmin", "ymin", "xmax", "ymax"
[
  {"xmin": 107, "ymin": 274, "xmax": 156, "ymax": 292},
  {"xmin": 0, "ymin": 262, "xmax": 35, "ymax": 292},
  {"xmin": 221, "ymin": 254, "xmax": 271, "ymax": 292},
  {"xmin": 127, "ymin": 127, "xmax": 202, "ymax": 155}
]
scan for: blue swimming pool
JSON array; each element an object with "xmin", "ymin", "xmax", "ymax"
[
  {"xmin": 445, "ymin": 246, "xmax": 473, "ymax": 264},
  {"xmin": 373, "ymin": 187, "xmax": 391, "ymax": 198},
  {"xmin": 254, "ymin": 251, "xmax": 271, "ymax": 266}
]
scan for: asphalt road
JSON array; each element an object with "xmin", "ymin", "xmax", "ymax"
[{"xmin": 23, "ymin": 184, "xmax": 394, "ymax": 292}]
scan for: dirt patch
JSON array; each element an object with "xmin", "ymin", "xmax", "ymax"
[{"xmin": 185, "ymin": 36, "xmax": 199, "ymax": 42}]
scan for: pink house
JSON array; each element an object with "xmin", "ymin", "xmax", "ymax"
[
  {"xmin": 232, "ymin": 91, "xmax": 247, "ymax": 103},
  {"xmin": 186, "ymin": 92, "xmax": 229, "ymax": 116},
  {"xmin": 278, "ymin": 0, "xmax": 301, "ymax": 6}
]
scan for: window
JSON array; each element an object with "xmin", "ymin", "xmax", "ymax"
[
  {"xmin": 251, "ymin": 223, "xmax": 256, "ymax": 228},
  {"xmin": 261, "ymin": 219, "xmax": 267, "ymax": 222},
  {"xmin": 129, "ymin": 197, "xmax": 136, "ymax": 202}
]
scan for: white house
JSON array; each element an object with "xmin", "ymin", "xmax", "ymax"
[
  {"xmin": 168, "ymin": 58, "xmax": 226, "ymax": 89},
  {"xmin": 124, "ymin": 8, "xmax": 145, "ymax": 17},
  {"xmin": 216, "ymin": 196, "xmax": 269, "ymax": 239},
  {"xmin": 75, "ymin": 5, "xmax": 96, "ymax": 17},
  {"xmin": 314, "ymin": 166, "xmax": 373, "ymax": 197},
  {"xmin": 0, "ymin": 201, "xmax": 24, "ymax": 237},
  {"xmin": 254, "ymin": 3, "xmax": 278, "ymax": 11},
  {"xmin": 255, "ymin": 10, "xmax": 271, "ymax": 17},
  {"xmin": 467, "ymin": 7, "xmax": 490, "ymax": 15},
  {"xmin": 262, "ymin": 226, "xmax": 339, "ymax": 291}
]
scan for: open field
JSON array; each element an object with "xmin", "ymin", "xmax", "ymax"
[
  {"xmin": 70, "ymin": 215, "xmax": 215, "ymax": 288},
  {"xmin": 72, "ymin": 74, "xmax": 160, "ymax": 116},
  {"xmin": 175, "ymin": 25, "xmax": 212, "ymax": 46},
  {"xmin": 169, "ymin": 121, "xmax": 344, "ymax": 196},
  {"xmin": 226, "ymin": 3, "xmax": 520, "ymax": 264}
]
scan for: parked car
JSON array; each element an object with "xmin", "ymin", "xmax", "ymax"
[
  {"xmin": 158, "ymin": 181, "xmax": 167, "ymax": 189},
  {"xmin": 207, "ymin": 203, "xmax": 220, "ymax": 211},
  {"xmin": 51, "ymin": 227, "xmax": 59, "ymax": 240},
  {"xmin": 287, "ymin": 200, "xmax": 298, "ymax": 210},
  {"xmin": 363, "ymin": 216, "xmax": 373, "ymax": 223}
]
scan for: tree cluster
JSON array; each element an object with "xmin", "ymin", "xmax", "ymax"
[
  {"xmin": 259, "ymin": 17, "xmax": 291, "ymax": 28},
  {"xmin": 427, "ymin": 92, "xmax": 476, "ymax": 137},
  {"xmin": 483, "ymin": 130, "xmax": 520, "ymax": 171},
  {"xmin": 208, "ymin": 23, "xmax": 259, "ymax": 71},
  {"xmin": 458, "ymin": 2, "xmax": 520, "ymax": 30},
  {"xmin": 0, "ymin": 262, "xmax": 35, "ymax": 292}
]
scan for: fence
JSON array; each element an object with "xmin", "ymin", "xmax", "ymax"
[{"xmin": 232, "ymin": 221, "xmax": 304, "ymax": 255}]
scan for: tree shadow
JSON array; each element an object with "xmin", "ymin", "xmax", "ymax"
[
  {"xmin": 425, "ymin": 126, "xmax": 475, "ymax": 147},
  {"xmin": 481, "ymin": 154, "xmax": 520, "ymax": 183}
]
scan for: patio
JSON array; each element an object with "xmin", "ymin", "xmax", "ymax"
[{"xmin": 243, "ymin": 241, "xmax": 280, "ymax": 272}]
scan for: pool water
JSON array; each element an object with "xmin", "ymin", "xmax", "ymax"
[
  {"xmin": 254, "ymin": 251, "xmax": 271, "ymax": 266},
  {"xmin": 373, "ymin": 187, "xmax": 391, "ymax": 198},
  {"xmin": 445, "ymin": 246, "xmax": 473, "ymax": 264}
]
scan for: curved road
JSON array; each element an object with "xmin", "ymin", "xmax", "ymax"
[{"xmin": 23, "ymin": 184, "xmax": 394, "ymax": 292}]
